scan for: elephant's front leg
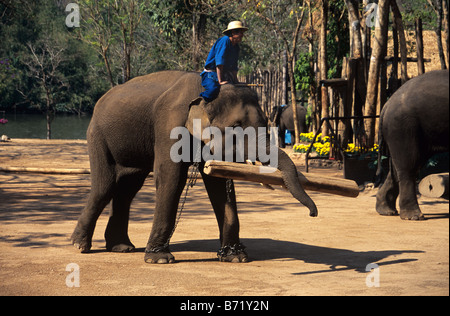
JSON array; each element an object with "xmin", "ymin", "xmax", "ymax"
[
  {"xmin": 202, "ymin": 172, "xmax": 248, "ymax": 263},
  {"xmin": 144, "ymin": 161, "xmax": 189, "ymax": 264},
  {"xmin": 376, "ymin": 167, "xmax": 399, "ymax": 216}
]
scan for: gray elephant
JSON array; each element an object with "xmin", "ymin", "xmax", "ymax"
[
  {"xmin": 71, "ymin": 71, "xmax": 318, "ymax": 264},
  {"xmin": 376, "ymin": 70, "xmax": 449, "ymax": 220},
  {"xmin": 269, "ymin": 104, "xmax": 307, "ymax": 148}
]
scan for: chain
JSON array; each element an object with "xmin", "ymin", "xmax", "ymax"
[
  {"xmin": 163, "ymin": 162, "xmax": 200, "ymax": 250},
  {"xmin": 226, "ymin": 178, "xmax": 233, "ymax": 203}
]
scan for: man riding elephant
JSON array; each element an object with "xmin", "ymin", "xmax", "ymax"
[{"xmin": 199, "ymin": 21, "xmax": 248, "ymax": 103}]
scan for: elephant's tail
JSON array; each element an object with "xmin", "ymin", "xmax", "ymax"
[{"xmin": 374, "ymin": 113, "xmax": 389, "ymax": 187}]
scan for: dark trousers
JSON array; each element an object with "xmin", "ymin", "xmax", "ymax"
[{"xmin": 200, "ymin": 71, "xmax": 220, "ymax": 102}]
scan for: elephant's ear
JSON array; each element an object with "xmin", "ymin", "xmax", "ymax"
[{"xmin": 185, "ymin": 97, "xmax": 211, "ymax": 136}]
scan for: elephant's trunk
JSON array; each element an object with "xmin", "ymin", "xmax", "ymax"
[{"xmin": 275, "ymin": 146, "xmax": 318, "ymax": 217}]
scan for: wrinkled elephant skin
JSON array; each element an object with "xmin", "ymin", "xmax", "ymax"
[
  {"xmin": 376, "ymin": 70, "xmax": 449, "ymax": 220},
  {"xmin": 71, "ymin": 71, "xmax": 317, "ymax": 263}
]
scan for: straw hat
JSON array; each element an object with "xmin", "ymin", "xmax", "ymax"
[{"xmin": 223, "ymin": 21, "xmax": 248, "ymax": 34}]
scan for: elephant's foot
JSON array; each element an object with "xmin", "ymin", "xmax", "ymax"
[
  {"xmin": 71, "ymin": 230, "xmax": 92, "ymax": 253},
  {"xmin": 144, "ymin": 246, "xmax": 175, "ymax": 264},
  {"xmin": 400, "ymin": 209, "xmax": 425, "ymax": 221},
  {"xmin": 375, "ymin": 199, "xmax": 399, "ymax": 216},
  {"xmin": 105, "ymin": 233, "xmax": 135, "ymax": 252},
  {"xmin": 106, "ymin": 242, "xmax": 135, "ymax": 253},
  {"xmin": 217, "ymin": 243, "xmax": 249, "ymax": 263}
]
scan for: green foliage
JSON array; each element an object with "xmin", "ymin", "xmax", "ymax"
[
  {"xmin": 325, "ymin": 0, "xmax": 349, "ymax": 79},
  {"xmin": 1, "ymin": 0, "xmax": 431, "ymax": 118},
  {"xmin": 401, "ymin": 0, "xmax": 436, "ymax": 29},
  {"xmin": 294, "ymin": 52, "xmax": 314, "ymax": 97},
  {"xmin": 293, "ymin": 0, "xmax": 349, "ymax": 96},
  {"xmin": 0, "ymin": 0, "xmax": 103, "ymax": 114}
]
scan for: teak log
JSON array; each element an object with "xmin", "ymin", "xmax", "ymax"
[
  {"xmin": 203, "ymin": 160, "xmax": 359, "ymax": 198},
  {"xmin": 0, "ymin": 166, "xmax": 90, "ymax": 174},
  {"xmin": 418, "ymin": 173, "xmax": 449, "ymax": 199}
]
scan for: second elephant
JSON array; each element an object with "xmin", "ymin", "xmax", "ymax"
[{"xmin": 270, "ymin": 104, "xmax": 307, "ymax": 147}]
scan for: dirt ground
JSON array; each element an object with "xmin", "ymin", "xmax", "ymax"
[{"xmin": 0, "ymin": 139, "xmax": 448, "ymax": 296}]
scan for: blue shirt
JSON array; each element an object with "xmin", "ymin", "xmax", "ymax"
[{"xmin": 204, "ymin": 36, "xmax": 240, "ymax": 72}]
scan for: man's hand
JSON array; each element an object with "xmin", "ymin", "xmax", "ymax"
[{"xmin": 216, "ymin": 65, "xmax": 228, "ymax": 85}]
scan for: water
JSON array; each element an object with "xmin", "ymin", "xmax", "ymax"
[{"xmin": 0, "ymin": 113, "xmax": 92, "ymax": 139}]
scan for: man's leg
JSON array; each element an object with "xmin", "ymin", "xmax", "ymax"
[{"xmin": 200, "ymin": 72, "xmax": 221, "ymax": 102}]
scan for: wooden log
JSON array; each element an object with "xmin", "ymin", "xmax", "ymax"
[
  {"xmin": 418, "ymin": 173, "xmax": 449, "ymax": 199},
  {"xmin": 0, "ymin": 166, "xmax": 90, "ymax": 174},
  {"xmin": 203, "ymin": 160, "xmax": 359, "ymax": 198}
]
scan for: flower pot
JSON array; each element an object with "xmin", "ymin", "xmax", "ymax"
[{"xmin": 343, "ymin": 156, "xmax": 377, "ymax": 185}]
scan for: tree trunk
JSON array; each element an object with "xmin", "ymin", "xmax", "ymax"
[
  {"xmin": 364, "ymin": 0, "xmax": 390, "ymax": 147},
  {"xmin": 192, "ymin": 13, "xmax": 207, "ymax": 71},
  {"xmin": 123, "ymin": 41, "xmax": 131, "ymax": 83},
  {"xmin": 44, "ymin": 84, "xmax": 53, "ymax": 140},
  {"xmin": 346, "ymin": 0, "xmax": 366, "ymax": 131},
  {"xmin": 436, "ymin": 0, "xmax": 448, "ymax": 69},
  {"xmin": 415, "ymin": 18, "xmax": 425, "ymax": 75},
  {"xmin": 389, "ymin": 16, "xmax": 400, "ymax": 93},
  {"xmin": 282, "ymin": 51, "xmax": 288, "ymax": 106},
  {"xmin": 102, "ymin": 47, "xmax": 115, "ymax": 88},
  {"xmin": 320, "ymin": 0, "xmax": 329, "ymax": 137},
  {"xmin": 444, "ymin": 0, "xmax": 449, "ymax": 67},
  {"xmin": 391, "ymin": 0, "xmax": 408, "ymax": 84},
  {"xmin": 288, "ymin": 54, "xmax": 300, "ymax": 144},
  {"xmin": 346, "ymin": 0, "xmax": 363, "ymax": 59}
]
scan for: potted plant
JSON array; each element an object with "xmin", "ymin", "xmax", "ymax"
[{"xmin": 343, "ymin": 144, "xmax": 384, "ymax": 185}]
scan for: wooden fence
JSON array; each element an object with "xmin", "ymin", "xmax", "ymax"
[{"xmin": 239, "ymin": 69, "xmax": 287, "ymax": 117}]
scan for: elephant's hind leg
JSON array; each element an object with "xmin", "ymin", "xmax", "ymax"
[
  {"xmin": 105, "ymin": 167, "xmax": 148, "ymax": 252},
  {"xmin": 71, "ymin": 165, "xmax": 115, "ymax": 253}
]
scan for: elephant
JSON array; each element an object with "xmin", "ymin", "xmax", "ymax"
[
  {"xmin": 71, "ymin": 70, "xmax": 318, "ymax": 264},
  {"xmin": 269, "ymin": 104, "xmax": 307, "ymax": 148},
  {"xmin": 376, "ymin": 70, "xmax": 449, "ymax": 220}
]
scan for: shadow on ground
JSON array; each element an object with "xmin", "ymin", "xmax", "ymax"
[{"xmin": 160, "ymin": 238, "xmax": 422, "ymax": 274}]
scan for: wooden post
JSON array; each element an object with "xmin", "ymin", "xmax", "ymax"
[{"xmin": 203, "ymin": 160, "xmax": 359, "ymax": 198}]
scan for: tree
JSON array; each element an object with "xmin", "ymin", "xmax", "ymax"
[
  {"xmin": 345, "ymin": 0, "xmax": 367, "ymax": 121},
  {"xmin": 319, "ymin": 0, "xmax": 328, "ymax": 136},
  {"xmin": 77, "ymin": 0, "xmax": 116, "ymax": 87},
  {"xmin": 244, "ymin": 0, "xmax": 307, "ymax": 145},
  {"xmin": 184, "ymin": 0, "xmax": 236, "ymax": 70},
  {"xmin": 111, "ymin": 0, "xmax": 147, "ymax": 82},
  {"xmin": 427, "ymin": 0, "xmax": 448, "ymax": 69},
  {"xmin": 22, "ymin": 37, "xmax": 66, "ymax": 139},
  {"xmin": 364, "ymin": 0, "xmax": 390, "ymax": 146},
  {"xmin": 391, "ymin": 0, "xmax": 409, "ymax": 84}
]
